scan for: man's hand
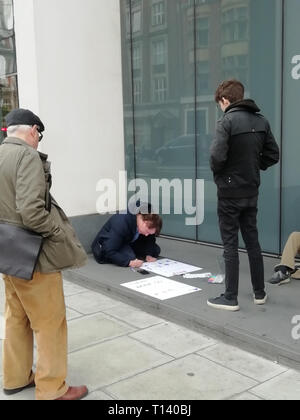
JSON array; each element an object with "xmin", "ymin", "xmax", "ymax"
[
  {"xmin": 146, "ymin": 256, "xmax": 157, "ymax": 263},
  {"xmin": 129, "ymin": 259, "xmax": 144, "ymax": 268}
]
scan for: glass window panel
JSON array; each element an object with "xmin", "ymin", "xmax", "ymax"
[
  {"xmin": 120, "ymin": 0, "xmax": 135, "ymax": 182},
  {"xmin": 222, "ymin": 5, "xmax": 248, "ymax": 43},
  {"xmin": 196, "ymin": 17, "xmax": 209, "ymax": 48},
  {"xmin": 0, "ymin": 0, "xmax": 16, "ymax": 77},
  {"xmin": 281, "ymin": 0, "xmax": 300, "ymax": 249},
  {"xmin": 196, "ymin": 0, "xmax": 281, "ymax": 253},
  {"xmin": 132, "ymin": 10, "xmax": 141, "ymax": 33},
  {"xmin": 132, "ymin": 44, "xmax": 141, "ymax": 70},
  {"xmin": 123, "ymin": 0, "xmax": 282, "ymax": 253},
  {"xmin": 131, "ymin": 0, "xmax": 196, "ymax": 239},
  {"xmin": 0, "ymin": 0, "xmax": 18, "ymax": 144},
  {"xmin": 0, "ymin": 0, "xmax": 13, "ymax": 33},
  {"xmin": 133, "ymin": 78, "xmax": 142, "ymax": 104},
  {"xmin": 0, "ymin": 74, "xmax": 18, "ymax": 143},
  {"xmin": 152, "ymin": 1, "xmax": 165, "ymax": 27},
  {"xmin": 152, "ymin": 40, "xmax": 165, "ymax": 66}
]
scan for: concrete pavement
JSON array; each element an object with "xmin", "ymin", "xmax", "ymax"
[
  {"xmin": 1, "ymin": 276, "xmax": 300, "ymax": 400},
  {"xmin": 63, "ymin": 237, "xmax": 300, "ymax": 367}
]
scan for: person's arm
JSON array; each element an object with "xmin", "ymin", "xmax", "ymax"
[
  {"xmin": 136, "ymin": 235, "xmax": 160, "ymax": 261},
  {"xmin": 145, "ymin": 256, "xmax": 157, "ymax": 262},
  {"xmin": 101, "ymin": 228, "xmax": 133, "ymax": 267},
  {"xmin": 210, "ymin": 117, "xmax": 231, "ymax": 173},
  {"xmin": 260, "ymin": 124, "xmax": 280, "ymax": 170},
  {"xmin": 129, "ymin": 258, "xmax": 144, "ymax": 268},
  {"xmin": 15, "ymin": 150, "xmax": 62, "ymax": 238},
  {"xmin": 102, "ymin": 216, "xmax": 144, "ymax": 267}
]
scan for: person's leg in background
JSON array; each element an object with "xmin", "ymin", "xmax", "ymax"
[
  {"xmin": 207, "ymin": 198, "xmax": 240, "ymax": 311},
  {"xmin": 281, "ymin": 232, "xmax": 300, "ymax": 279},
  {"xmin": 218, "ymin": 198, "xmax": 240, "ymax": 300},
  {"xmin": 239, "ymin": 197, "xmax": 266, "ymax": 303},
  {"xmin": 269, "ymin": 232, "xmax": 300, "ymax": 284}
]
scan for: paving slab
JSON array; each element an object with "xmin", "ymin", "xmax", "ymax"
[
  {"xmin": 103, "ymin": 302, "xmax": 164, "ymax": 329},
  {"xmin": 65, "ymin": 290, "xmax": 122, "ymax": 315},
  {"xmin": 64, "ymin": 237, "xmax": 300, "ymax": 368},
  {"xmin": 67, "ymin": 313, "xmax": 135, "ymax": 352},
  {"xmin": 83, "ymin": 390, "xmax": 113, "ymax": 400},
  {"xmin": 66, "ymin": 307, "xmax": 84, "ymax": 321},
  {"xmin": 250, "ymin": 369, "xmax": 300, "ymax": 400},
  {"xmin": 130, "ymin": 321, "xmax": 216, "ymax": 357},
  {"xmin": 197, "ymin": 342, "xmax": 288, "ymax": 382},
  {"xmin": 66, "ymin": 336, "xmax": 173, "ymax": 391},
  {"xmin": 63, "ymin": 281, "xmax": 89, "ymax": 297},
  {"xmin": 105, "ymin": 354, "xmax": 258, "ymax": 400},
  {"xmin": 0, "ymin": 275, "xmax": 298, "ymax": 401},
  {"xmin": 230, "ymin": 391, "xmax": 262, "ymax": 400}
]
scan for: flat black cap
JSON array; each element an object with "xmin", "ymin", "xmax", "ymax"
[{"xmin": 5, "ymin": 108, "xmax": 45, "ymax": 132}]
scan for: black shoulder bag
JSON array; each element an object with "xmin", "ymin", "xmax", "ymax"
[{"xmin": 0, "ymin": 223, "xmax": 43, "ymax": 280}]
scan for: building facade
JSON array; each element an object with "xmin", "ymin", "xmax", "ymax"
[
  {"xmin": 0, "ymin": 0, "xmax": 300, "ymax": 255},
  {"xmin": 1, "ymin": 0, "xmax": 125, "ymax": 226},
  {"xmin": 121, "ymin": 0, "xmax": 300, "ymax": 255}
]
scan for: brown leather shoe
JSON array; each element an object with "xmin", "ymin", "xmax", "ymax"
[{"xmin": 55, "ymin": 385, "xmax": 88, "ymax": 400}]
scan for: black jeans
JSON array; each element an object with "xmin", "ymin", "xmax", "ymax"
[{"xmin": 217, "ymin": 196, "xmax": 264, "ymax": 300}]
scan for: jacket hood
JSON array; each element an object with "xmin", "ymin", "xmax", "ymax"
[{"xmin": 225, "ymin": 99, "xmax": 260, "ymax": 114}]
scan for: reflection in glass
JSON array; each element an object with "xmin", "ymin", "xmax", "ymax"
[
  {"xmin": 281, "ymin": 0, "xmax": 300, "ymax": 249},
  {"xmin": 0, "ymin": 74, "xmax": 18, "ymax": 143},
  {"xmin": 151, "ymin": 1, "xmax": 165, "ymax": 27},
  {"xmin": 0, "ymin": 0, "xmax": 16, "ymax": 77},
  {"xmin": 120, "ymin": 0, "xmax": 135, "ymax": 181},
  {"xmin": 0, "ymin": 0, "xmax": 18, "ymax": 144},
  {"xmin": 121, "ymin": 0, "xmax": 281, "ymax": 252},
  {"xmin": 129, "ymin": 0, "xmax": 197, "ymax": 239}
]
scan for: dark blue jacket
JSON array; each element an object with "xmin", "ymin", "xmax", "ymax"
[{"xmin": 91, "ymin": 213, "xmax": 160, "ymax": 267}]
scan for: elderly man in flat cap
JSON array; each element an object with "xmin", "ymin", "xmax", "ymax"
[{"xmin": 0, "ymin": 109, "xmax": 88, "ymax": 400}]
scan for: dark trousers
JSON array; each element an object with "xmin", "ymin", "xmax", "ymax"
[
  {"xmin": 91, "ymin": 241, "xmax": 136, "ymax": 265},
  {"xmin": 217, "ymin": 196, "xmax": 264, "ymax": 300}
]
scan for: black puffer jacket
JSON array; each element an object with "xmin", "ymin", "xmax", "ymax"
[{"xmin": 210, "ymin": 99, "xmax": 279, "ymax": 198}]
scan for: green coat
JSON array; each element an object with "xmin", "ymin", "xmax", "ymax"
[{"xmin": 0, "ymin": 137, "xmax": 87, "ymax": 273}]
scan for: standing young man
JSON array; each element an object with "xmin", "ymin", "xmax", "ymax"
[{"xmin": 207, "ymin": 80, "xmax": 279, "ymax": 311}]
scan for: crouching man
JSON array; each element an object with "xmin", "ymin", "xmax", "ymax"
[{"xmin": 92, "ymin": 204, "xmax": 162, "ymax": 268}]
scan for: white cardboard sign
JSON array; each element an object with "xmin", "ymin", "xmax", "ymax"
[
  {"xmin": 141, "ymin": 258, "xmax": 202, "ymax": 278},
  {"xmin": 121, "ymin": 276, "xmax": 201, "ymax": 300}
]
